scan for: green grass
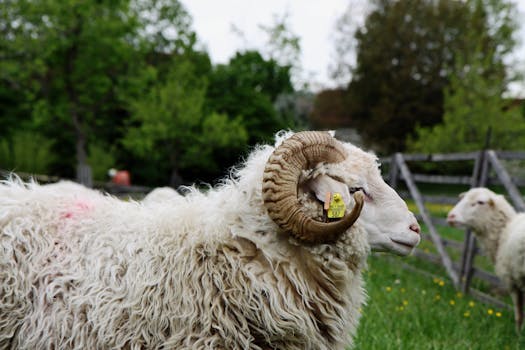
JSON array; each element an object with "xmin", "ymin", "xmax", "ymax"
[{"xmin": 352, "ymin": 254, "xmax": 525, "ymax": 349}]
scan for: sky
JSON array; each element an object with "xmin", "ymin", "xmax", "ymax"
[{"xmin": 181, "ymin": 0, "xmax": 525, "ymax": 96}]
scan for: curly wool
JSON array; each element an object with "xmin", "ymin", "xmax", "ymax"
[{"xmin": 0, "ymin": 143, "xmax": 370, "ymax": 350}]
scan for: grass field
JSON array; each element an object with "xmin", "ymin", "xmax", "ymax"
[{"xmin": 352, "ymin": 254, "xmax": 525, "ymax": 350}]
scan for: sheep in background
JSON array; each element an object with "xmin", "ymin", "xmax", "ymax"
[
  {"xmin": 447, "ymin": 187, "xmax": 525, "ymax": 331},
  {"xmin": 0, "ymin": 131, "xmax": 420, "ymax": 350},
  {"xmin": 142, "ymin": 186, "xmax": 184, "ymax": 205}
]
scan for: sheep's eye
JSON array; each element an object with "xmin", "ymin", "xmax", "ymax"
[
  {"xmin": 350, "ymin": 187, "xmax": 372, "ymax": 200},
  {"xmin": 477, "ymin": 200, "xmax": 485, "ymax": 205},
  {"xmin": 349, "ymin": 187, "xmax": 364, "ymax": 194}
]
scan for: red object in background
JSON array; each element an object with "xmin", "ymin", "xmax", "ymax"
[{"xmin": 112, "ymin": 170, "xmax": 131, "ymax": 186}]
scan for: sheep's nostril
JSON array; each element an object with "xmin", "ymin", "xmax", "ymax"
[
  {"xmin": 409, "ymin": 223, "xmax": 421, "ymax": 235},
  {"xmin": 447, "ymin": 214, "xmax": 456, "ymax": 221}
]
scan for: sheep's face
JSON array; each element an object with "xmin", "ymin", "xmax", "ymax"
[
  {"xmin": 447, "ymin": 188, "xmax": 498, "ymax": 233},
  {"xmin": 300, "ymin": 143, "xmax": 421, "ymax": 256}
]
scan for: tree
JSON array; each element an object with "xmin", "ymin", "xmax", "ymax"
[
  {"xmin": 0, "ymin": 0, "xmax": 198, "ymax": 182},
  {"xmin": 123, "ymin": 61, "xmax": 248, "ymax": 186},
  {"xmin": 408, "ymin": 0, "xmax": 524, "ymax": 152},
  {"xmin": 206, "ymin": 51, "xmax": 294, "ymax": 144},
  {"xmin": 309, "ymin": 89, "xmax": 350, "ymax": 129},
  {"xmin": 335, "ymin": 0, "xmax": 509, "ymax": 153},
  {"xmin": 258, "ymin": 12, "xmax": 305, "ymax": 90},
  {"xmin": 0, "ymin": 0, "xmax": 142, "ymax": 180}
]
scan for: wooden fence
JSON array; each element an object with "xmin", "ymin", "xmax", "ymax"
[{"xmin": 382, "ymin": 150, "xmax": 525, "ymax": 308}]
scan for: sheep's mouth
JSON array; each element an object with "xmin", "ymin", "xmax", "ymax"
[
  {"xmin": 390, "ymin": 239, "xmax": 417, "ymax": 255},
  {"xmin": 447, "ymin": 219, "xmax": 466, "ymax": 228},
  {"xmin": 391, "ymin": 239, "xmax": 416, "ymax": 249}
]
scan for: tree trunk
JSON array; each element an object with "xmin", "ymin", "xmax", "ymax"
[
  {"xmin": 65, "ymin": 15, "xmax": 92, "ymax": 187},
  {"xmin": 169, "ymin": 168, "xmax": 184, "ymax": 188}
]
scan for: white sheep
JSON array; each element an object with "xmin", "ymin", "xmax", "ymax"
[
  {"xmin": 447, "ymin": 187, "xmax": 525, "ymax": 330},
  {"xmin": 0, "ymin": 131, "xmax": 421, "ymax": 350},
  {"xmin": 142, "ymin": 186, "xmax": 184, "ymax": 205}
]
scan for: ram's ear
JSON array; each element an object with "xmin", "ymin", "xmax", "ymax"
[{"xmin": 304, "ymin": 174, "xmax": 351, "ymax": 205}]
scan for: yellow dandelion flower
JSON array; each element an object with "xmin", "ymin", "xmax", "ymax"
[
  {"xmin": 403, "ymin": 300, "xmax": 408, "ymax": 306},
  {"xmin": 386, "ymin": 286, "xmax": 392, "ymax": 292},
  {"xmin": 449, "ymin": 300, "xmax": 455, "ymax": 306},
  {"xmin": 488, "ymin": 309, "xmax": 494, "ymax": 315},
  {"xmin": 496, "ymin": 312, "xmax": 502, "ymax": 317},
  {"xmin": 469, "ymin": 301, "xmax": 475, "ymax": 308},
  {"xmin": 464, "ymin": 311, "xmax": 470, "ymax": 317},
  {"xmin": 433, "ymin": 277, "xmax": 439, "ymax": 284},
  {"xmin": 435, "ymin": 295, "xmax": 441, "ymax": 301},
  {"xmin": 439, "ymin": 280, "xmax": 445, "ymax": 287},
  {"xmin": 456, "ymin": 292, "xmax": 463, "ymax": 298}
]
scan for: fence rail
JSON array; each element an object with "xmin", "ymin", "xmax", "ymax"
[{"xmin": 383, "ymin": 149, "xmax": 525, "ymax": 306}]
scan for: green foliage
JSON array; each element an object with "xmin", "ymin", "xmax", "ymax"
[
  {"xmin": 87, "ymin": 143, "xmax": 117, "ymax": 182},
  {"xmin": 181, "ymin": 113, "xmax": 248, "ymax": 180},
  {"xmin": 408, "ymin": 0, "xmax": 524, "ymax": 153},
  {"xmin": 0, "ymin": 0, "xmax": 198, "ymax": 179},
  {"xmin": 123, "ymin": 62, "xmax": 248, "ymax": 185},
  {"xmin": 337, "ymin": 0, "xmax": 518, "ymax": 154},
  {"xmin": 1, "ymin": 1, "xmax": 299, "ymax": 186},
  {"xmin": 0, "ymin": 130, "xmax": 55, "ymax": 174},
  {"xmin": 206, "ymin": 51, "xmax": 294, "ymax": 144},
  {"xmin": 408, "ymin": 66, "xmax": 525, "ymax": 152}
]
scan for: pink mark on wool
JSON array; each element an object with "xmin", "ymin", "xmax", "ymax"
[{"xmin": 60, "ymin": 199, "xmax": 95, "ymax": 220}]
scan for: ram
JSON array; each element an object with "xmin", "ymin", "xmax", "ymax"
[{"xmin": 0, "ymin": 131, "xmax": 420, "ymax": 349}]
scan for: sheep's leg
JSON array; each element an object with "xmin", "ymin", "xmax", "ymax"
[{"xmin": 511, "ymin": 288, "xmax": 524, "ymax": 333}]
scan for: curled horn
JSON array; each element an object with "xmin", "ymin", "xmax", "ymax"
[{"xmin": 262, "ymin": 131, "xmax": 364, "ymax": 244}]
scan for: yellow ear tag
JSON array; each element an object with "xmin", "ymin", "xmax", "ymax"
[{"xmin": 327, "ymin": 192, "xmax": 346, "ymax": 219}]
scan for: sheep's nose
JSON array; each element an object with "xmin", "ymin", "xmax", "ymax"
[
  {"xmin": 409, "ymin": 223, "xmax": 420, "ymax": 235},
  {"xmin": 447, "ymin": 213, "xmax": 456, "ymax": 222}
]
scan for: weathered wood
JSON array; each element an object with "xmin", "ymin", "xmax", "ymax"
[
  {"xmin": 468, "ymin": 289, "xmax": 511, "ymax": 310},
  {"xmin": 412, "ymin": 174, "xmax": 472, "ymax": 185},
  {"xmin": 419, "ymin": 232, "xmax": 463, "ymax": 251},
  {"xmin": 76, "ymin": 164, "xmax": 93, "ymax": 188},
  {"xmin": 461, "ymin": 151, "xmax": 486, "ymax": 294},
  {"xmin": 403, "ymin": 152, "xmax": 479, "ymax": 162},
  {"xmin": 472, "ymin": 267, "xmax": 504, "ymax": 288},
  {"xmin": 487, "ymin": 176, "xmax": 525, "ymax": 187},
  {"xmin": 421, "ymin": 195, "xmax": 461, "ymax": 205},
  {"xmin": 487, "ymin": 150, "xmax": 525, "ymax": 212},
  {"xmin": 470, "ymin": 151, "xmax": 483, "ymax": 188},
  {"xmin": 388, "ymin": 154, "xmax": 399, "ymax": 188},
  {"xmin": 413, "ymin": 249, "xmax": 445, "ymax": 265},
  {"xmin": 396, "ymin": 153, "xmax": 460, "ymax": 287},
  {"xmin": 495, "ymin": 151, "xmax": 525, "ymax": 160},
  {"xmin": 461, "ymin": 232, "xmax": 478, "ymax": 294}
]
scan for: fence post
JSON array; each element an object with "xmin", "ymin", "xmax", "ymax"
[
  {"xmin": 395, "ymin": 153, "xmax": 460, "ymax": 288},
  {"xmin": 77, "ymin": 163, "xmax": 93, "ymax": 188},
  {"xmin": 460, "ymin": 150, "xmax": 489, "ymax": 293},
  {"xmin": 388, "ymin": 153, "xmax": 399, "ymax": 189},
  {"xmin": 486, "ymin": 150, "xmax": 525, "ymax": 212}
]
